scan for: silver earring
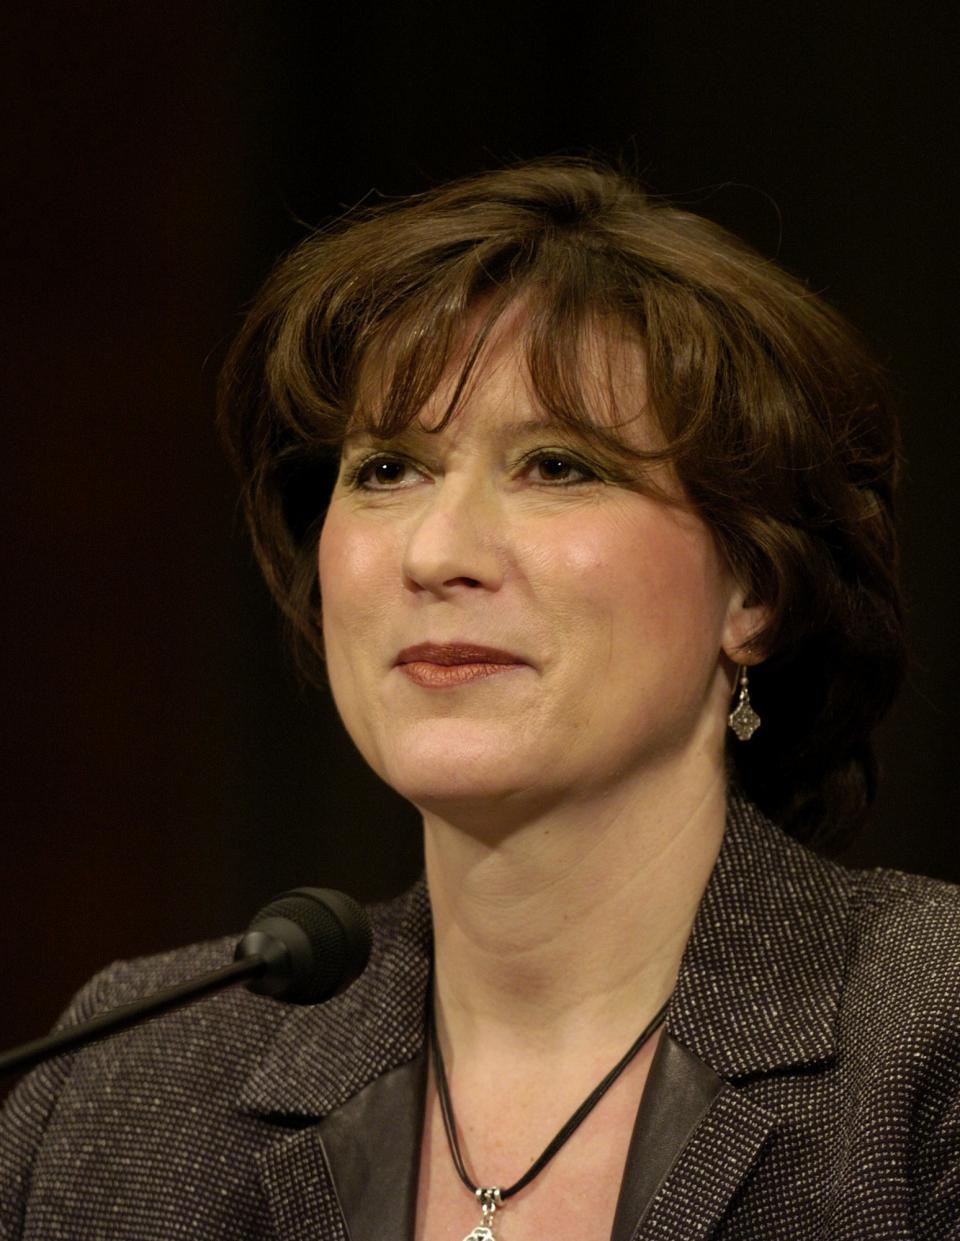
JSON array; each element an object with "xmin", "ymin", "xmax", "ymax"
[{"xmin": 728, "ymin": 665, "xmax": 761, "ymax": 741}]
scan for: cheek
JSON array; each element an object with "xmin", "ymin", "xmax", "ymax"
[
  {"xmin": 318, "ymin": 508, "xmax": 393, "ymax": 623},
  {"xmin": 317, "ymin": 509, "xmax": 403, "ymax": 707},
  {"xmin": 317, "ymin": 508, "xmax": 400, "ymax": 745},
  {"xmin": 574, "ymin": 507, "xmax": 730, "ymax": 655}
]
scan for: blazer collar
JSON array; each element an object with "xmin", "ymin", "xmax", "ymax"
[
  {"xmin": 251, "ymin": 1053, "xmax": 428, "ymax": 1241},
  {"xmin": 666, "ymin": 793, "xmax": 850, "ymax": 1079},
  {"xmin": 237, "ymin": 879, "xmax": 432, "ymax": 1120}
]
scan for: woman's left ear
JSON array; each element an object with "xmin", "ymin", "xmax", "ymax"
[{"xmin": 721, "ymin": 585, "xmax": 771, "ymax": 664}]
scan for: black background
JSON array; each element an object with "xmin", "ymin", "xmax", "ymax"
[{"xmin": 3, "ymin": 3, "xmax": 958, "ymax": 1064}]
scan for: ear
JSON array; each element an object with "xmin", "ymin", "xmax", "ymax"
[{"xmin": 721, "ymin": 583, "xmax": 771, "ymax": 665}]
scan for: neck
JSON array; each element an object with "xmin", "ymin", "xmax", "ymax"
[{"xmin": 424, "ymin": 754, "xmax": 728, "ymax": 1064}]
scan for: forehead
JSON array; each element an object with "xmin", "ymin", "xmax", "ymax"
[{"xmin": 350, "ymin": 296, "xmax": 651, "ymax": 446}]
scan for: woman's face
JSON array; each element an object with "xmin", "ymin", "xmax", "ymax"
[{"xmin": 319, "ymin": 317, "xmax": 758, "ymax": 823}]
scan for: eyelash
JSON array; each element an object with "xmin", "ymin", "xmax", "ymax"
[{"xmin": 342, "ymin": 450, "xmax": 601, "ymax": 491}]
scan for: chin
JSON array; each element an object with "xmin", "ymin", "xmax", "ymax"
[{"xmin": 374, "ymin": 721, "xmax": 545, "ymax": 812}]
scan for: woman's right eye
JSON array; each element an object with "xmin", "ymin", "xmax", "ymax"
[{"xmin": 347, "ymin": 455, "xmax": 424, "ymax": 490}]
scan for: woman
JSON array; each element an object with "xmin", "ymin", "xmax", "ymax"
[{"xmin": 2, "ymin": 160, "xmax": 958, "ymax": 1240}]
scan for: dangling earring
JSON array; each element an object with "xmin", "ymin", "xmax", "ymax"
[{"xmin": 728, "ymin": 664, "xmax": 761, "ymax": 741}]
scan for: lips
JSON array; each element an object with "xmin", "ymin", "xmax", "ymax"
[
  {"xmin": 396, "ymin": 642, "xmax": 526, "ymax": 667},
  {"xmin": 395, "ymin": 642, "xmax": 528, "ymax": 688}
]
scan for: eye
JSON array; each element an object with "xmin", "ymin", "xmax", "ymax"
[
  {"xmin": 347, "ymin": 455, "xmax": 425, "ymax": 490},
  {"xmin": 524, "ymin": 451, "xmax": 600, "ymax": 485}
]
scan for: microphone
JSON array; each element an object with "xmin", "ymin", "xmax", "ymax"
[
  {"xmin": 0, "ymin": 887, "xmax": 372, "ymax": 1078},
  {"xmin": 236, "ymin": 886, "xmax": 373, "ymax": 1004}
]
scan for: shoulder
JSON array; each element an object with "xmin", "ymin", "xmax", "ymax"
[
  {"xmin": 0, "ymin": 938, "xmax": 283, "ymax": 1190},
  {"xmin": 47, "ymin": 877, "xmax": 429, "ymax": 1032},
  {"xmin": 0, "ymin": 883, "xmax": 429, "ymax": 1240},
  {"xmin": 845, "ymin": 860, "xmax": 960, "ymax": 922},
  {"xmin": 4, "ymin": 877, "xmax": 430, "ymax": 1099},
  {"xmin": 0, "ymin": 935, "xmax": 269, "ymax": 1239},
  {"xmin": 788, "ymin": 845, "xmax": 960, "ymax": 1163},
  {"xmin": 783, "ymin": 830, "xmax": 960, "ymax": 1026},
  {"xmin": 63, "ymin": 935, "xmax": 239, "ymax": 1017},
  {"xmin": 727, "ymin": 796, "xmax": 960, "ymax": 988},
  {"xmin": 828, "ymin": 865, "xmax": 960, "ymax": 1228},
  {"xmin": 837, "ymin": 863, "xmax": 960, "ymax": 1060},
  {"xmin": 837, "ymin": 861, "xmax": 960, "ymax": 1000},
  {"xmin": 691, "ymin": 806, "xmax": 960, "ymax": 1233},
  {"xmin": 698, "ymin": 796, "xmax": 960, "ymax": 1083}
]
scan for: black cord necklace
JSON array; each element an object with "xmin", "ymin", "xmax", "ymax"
[{"xmin": 428, "ymin": 993, "xmax": 671, "ymax": 1240}]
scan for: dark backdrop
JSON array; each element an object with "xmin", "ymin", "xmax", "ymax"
[{"xmin": 4, "ymin": 3, "xmax": 958, "ymax": 1068}]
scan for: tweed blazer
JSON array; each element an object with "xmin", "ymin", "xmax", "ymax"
[{"xmin": 2, "ymin": 797, "xmax": 959, "ymax": 1240}]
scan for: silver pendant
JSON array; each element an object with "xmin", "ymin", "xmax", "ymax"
[
  {"xmin": 461, "ymin": 1188, "xmax": 501, "ymax": 1241},
  {"xmin": 728, "ymin": 695, "xmax": 761, "ymax": 740},
  {"xmin": 728, "ymin": 666, "xmax": 761, "ymax": 741}
]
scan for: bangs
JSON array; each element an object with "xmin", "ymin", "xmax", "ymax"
[{"xmin": 343, "ymin": 255, "xmax": 682, "ymax": 482}]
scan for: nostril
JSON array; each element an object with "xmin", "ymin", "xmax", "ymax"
[
  {"xmin": 403, "ymin": 572, "xmax": 487, "ymax": 594},
  {"xmin": 400, "ymin": 494, "xmax": 506, "ymax": 594}
]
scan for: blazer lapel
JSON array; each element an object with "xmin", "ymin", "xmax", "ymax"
[
  {"xmin": 611, "ymin": 1032, "xmax": 775, "ymax": 1241},
  {"xmin": 631, "ymin": 1079, "xmax": 776, "ymax": 1240},
  {"xmin": 667, "ymin": 795, "xmax": 850, "ymax": 1080},
  {"xmin": 237, "ymin": 881, "xmax": 432, "ymax": 1241},
  {"xmin": 611, "ymin": 1033, "xmax": 725, "ymax": 1241},
  {"xmin": 254, "ymin": 1125, "xmax": 350, "ymax": 1241},
  {"xmin": 253, "ymin": 1052, "xmax": 426, "ymax": 1241},
  {"xmin": 313, "ymin": 1051, "xmax": 426, "ymax": 1240},
  {"xmin": 614, "ymin": 796, "xmax": 850, "ymax": 1240}
]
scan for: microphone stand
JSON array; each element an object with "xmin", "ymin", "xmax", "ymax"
[
  {"xmin": 0, "ymin": 956, "xmax": 266, "ymax": 1079},
  {"xmin": 0, "ymin": 885, "xmax": 372, "ymax": 1080}
]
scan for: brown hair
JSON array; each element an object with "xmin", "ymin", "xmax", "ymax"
[{"xmin": 218, "ymin": 158, "xmax": 904, "ymax": 850}]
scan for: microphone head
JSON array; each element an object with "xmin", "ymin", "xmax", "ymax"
[{"xmin": 235, "ymin": 887, "xmax": 372, "ymax": 1004}]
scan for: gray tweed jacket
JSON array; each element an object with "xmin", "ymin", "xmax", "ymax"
[{"xmin": 2, "ymin": 797, "xmax": 959, "ymax": 1240}]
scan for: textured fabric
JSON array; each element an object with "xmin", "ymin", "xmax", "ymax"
[{"xmin": 2, "ymin": 797, "xmax": 959, "ymax": 1239}]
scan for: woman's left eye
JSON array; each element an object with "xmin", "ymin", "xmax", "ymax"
[{"xmin": 523, "ymin": 452, "xmax": 600, "ymax": 485}]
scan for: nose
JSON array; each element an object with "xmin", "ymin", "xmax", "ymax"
[{"xmin": 401, "ymin": 478, "xmax": 506, "ymax": 596}]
